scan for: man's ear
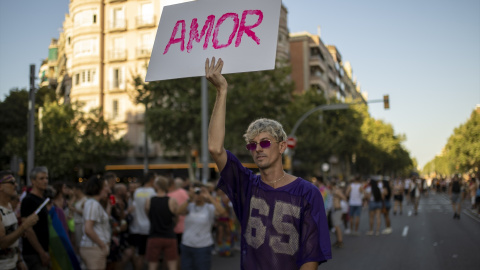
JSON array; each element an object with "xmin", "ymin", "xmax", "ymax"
[{"xmin": 279, "ymin": 141, "xmax": 287, "ymax": 154}]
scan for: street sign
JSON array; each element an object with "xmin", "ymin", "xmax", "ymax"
[{"xmin": 286, "ymin": 137, "xmax": 296, "ymax": 149}]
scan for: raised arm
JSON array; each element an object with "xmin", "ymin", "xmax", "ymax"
[{"xmin": 206, "ymin": 57, "xmax": 228, "ymax": 172}]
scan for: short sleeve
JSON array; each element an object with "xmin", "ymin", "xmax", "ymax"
[
  {"xmin": 216, "ymin": 151, "xmax": 257, "ymax": 221},
  {"xmin": 83, "ymin": 200, "xmax": 102, "ymax": 222}
]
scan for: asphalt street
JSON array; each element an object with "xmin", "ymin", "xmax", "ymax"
[{"xmin": 211, "ymin": 192, "xmax": 480, "ymax": 270}]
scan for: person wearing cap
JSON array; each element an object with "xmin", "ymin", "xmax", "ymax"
[{"xmin": 0, "ymin": 170, "xmax": 39, "ymax": 270}]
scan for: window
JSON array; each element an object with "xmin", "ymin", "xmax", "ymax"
[
  {"xmin": 74, "ymin": 38, "xmax": 98, "ymax": 57},
  {"xmin": 111, "ymin": 67, "xmax": 124, "ymax": 89},
  {"xmin": 113, "ymin": 99, "xmax": 119, "ymax": 118},
  {"xmin": 74, "ymin": 9, "xmax": 98, "ymax": 27},
  {"xmin": 68, "ymin": 36, "xmax": 71, "ymax": 45},
  {"xmin": 74, "ymin": 69, "xmax": 97, "ymax": 87},
  {"xmin": 140, "ymin": 3, "xmax": 153, "ymax": 25},
  {"xmin": 112, "ymin": 8, "xmax": 125, "ymax": 29},
  {"xmin": 113, "ymin": 37, "xmax": 125, "ymax": 58},
  {"xmin": 139, "ymin": 32, "xmax": 153, "ymax": 54}
]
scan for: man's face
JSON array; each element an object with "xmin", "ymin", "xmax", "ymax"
[
  {"xmin": 248, "ymin": 132, "xmax": 285, "ymax": 170},
  {"xmin": 32, "ymin": 172, "xmax": 48, "ymax": 191}
]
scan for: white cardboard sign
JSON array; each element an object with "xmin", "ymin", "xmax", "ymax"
[{"xmin": 145, "ymin": 0, "xmax": 282, "ymax": 81}]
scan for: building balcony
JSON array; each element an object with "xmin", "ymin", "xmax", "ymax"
[
  {"xmin": 136, "ymin": 15, "xmax": 156, "ymax": 29},
  {"xmin": 309, "ymin": 55, "xmax": 326, "ymax": 72},
  {"xmin": 309, "ymin": 76, "xmax": 327, "ymax": 91},
  {"xmin": 108, "ymin": 20, "xmax": 127, "ymax": 32},
  {"xmin": 108, "ymin": 50, "xmax": 127, "ymax": 62},
  {"xmin": 136, "ymin": 47, "xmax": 151, "ymax": 59},
  {"xmin": 109, "ymin": 0, "xmax": 126, "ymax": 3}
]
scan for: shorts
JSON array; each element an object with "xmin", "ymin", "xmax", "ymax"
[
  {"xmin": 129, "ymin": 234, "xmax": 149, "ymax": 255},
  {"xmin": 451, "ymin": 193, "xmax": 460, "ymax": 203},
  {"xmin": 349, "ymin": 205, "xmax": 362, "ymax": 217},
  {"xmin": 369, "ymin": 201, "xmax": 382, "ymax": 211},
  {"xmin": 393, "ymin": 195, "xmax": 403, "ymax": 202},
  {"xmin": 384, "ymin": 200, "xmax": 391, "ymax": 211},
  {"xmin": 80, "ymin": 245, "xmax": 109, "ymax": 270},
  {"xmin": 145, "ymin": 237, "xmax": 178, "ymax": 262},
  {"xmin": 332, "ymin": 210, "xmax": 343, "ymax": 227}
]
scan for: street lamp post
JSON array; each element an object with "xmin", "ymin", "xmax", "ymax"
[{"xmin": 286, "ymin": 103, "xmax": 350, "ymax": 174}]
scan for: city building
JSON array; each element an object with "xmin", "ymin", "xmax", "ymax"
[
  {"xmin": 39, "ymin": 0, "xmax": 290, "ymax": 175},
  {"xmin": 289, "ymin": 31, "xmax": 365, "ymax": 102}
]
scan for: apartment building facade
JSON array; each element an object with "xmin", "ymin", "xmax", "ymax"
[
  {"xmin": 289, "ymin": 31, "xmax": 365, "ymax": 102},
  {"xmin": 40, "ymin": 0, "xmax": 290, "ymax": 168}
]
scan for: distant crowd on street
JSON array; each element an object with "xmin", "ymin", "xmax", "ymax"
[{"xmin": 310, "ymin": 172, "xmax": 480, "ymax": 249}]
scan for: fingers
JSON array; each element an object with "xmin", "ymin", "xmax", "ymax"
[{"xmin": 205, "ymin": 57, "xmax": 222, "ymax": 76}]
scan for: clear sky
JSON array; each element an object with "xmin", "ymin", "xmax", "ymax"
[{"xmin": 1, "ymin": 0, "xmax": 479, "ymax": 168}]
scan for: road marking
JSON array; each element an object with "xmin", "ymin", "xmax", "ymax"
[
  {"xmin": 402, "ymin": 226, "xmax": 409, "ymax": 237},
  {"xmin": 408, "ymin": 210, "xmax": 412, "ymax": 216},
  {"xmin": 462, "ymin": 210, "xmax": 480, "ymax": 223}
]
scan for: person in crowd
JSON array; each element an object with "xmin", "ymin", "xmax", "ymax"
[
  {"xmin": 410, "ymin": 175, "xmax": 421, "ymax": 216},
  {"xmin": 206, "ymin": 57, "xmax": 331, "ymax": 269},
  {"xmin": 145, "ymin": 176, "xmax": 179, "ymax": 270},
  {"xmin": 108, "ymin": 183, "xmax": 131, "ymax": 270},
  {"xmin": 52, "ymin": 182, "xmax": 69, "ymax": 237},
  {"xmin": 330, "ymin": 181, "xmax": 347, "ymax": 248},
  {"xmin": 80, "ymin": 175, "xmax": 111, "ymax": 270},
  {"xmin": 365, "ymin": 177, "xmax": 383, "ymax": 236},
  {"xmin": 177, "ymin": 183, "xmax": 225, "ymax": 270},
  {"xmin": 404, "ymin": 177, "xmax": 411, "ymax": 204},
  {"xmin": 46, "ymin": 185, "xmax": 80, "ymax": 270},
  {"xmin": 449, "ymin": 174, "xmax": 462, "ymax": 219},
  {"xmin": 381, "ymin": 178, "xmax": 393, "ymax": 234},
  {"xmin": 21, "ymin": 166, "xmax": 51, "ymax": 270},
  {"xmin": 70, "ymin": 183, "xmax": 87, "ymax": 254},
  {"xmin": 468, "ymin": 177, "xmax": 478, "ymax": 209},
  {"xmin": 0, "ymin": 170, "xmax": 39, "ymax": 270},
  {"xmin": 346, "ymin": 175, "xmax": 363, "ymax": 236},
  {"xmin": 129, "ymin": 172, "xmax": 157, "ymax": 270},
  {"xmin": 214, "ymin": 188, "xmax": 236, "ymax": 256},
  {"xmin": 392, "ymin": 178, "xmax": 404, "ymax": 215},
  {"xmin": 168, "ymin": 176, "xmax": 189, "ymax": 265}
]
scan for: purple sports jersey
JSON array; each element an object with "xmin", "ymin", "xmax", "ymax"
[{"xmin": 217, "ymin": 151, "xmax": 331, "ymax": 269}]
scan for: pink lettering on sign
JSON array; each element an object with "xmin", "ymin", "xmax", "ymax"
[
  {"xmin": 163, "ymin": 10, "xmax": 264, "ymax": 54},
  {"xmin": 212, "ymin": 13, "xmax": 239, "ymax": 49},
  {"xmin": 235, "ymin": 10, "xmax": 263, "ymax": 47},
  {"xmin": 187, "ymin": 15, "xmax": 215, "ymax": 53},
  {"xmin": 163, "ymin": 20, "xmax": 186, "ymax": 54}
]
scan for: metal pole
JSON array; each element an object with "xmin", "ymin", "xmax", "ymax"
[
  {"xmin": 201, "ymin": 76, "xmax": 209, "ymax": 184},
  {"xmin": 144, "ymin": 103, "xmax": 149, "ymax": 177},
  {"xmin": 27, "ymin": 64, "xmax": 36, "ymax": 185}
]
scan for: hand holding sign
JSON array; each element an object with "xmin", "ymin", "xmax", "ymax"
[
  {"xmin": 205, "ymin": 57, "xmax": 227, "ymax": 90},
  {"xmin": 146, "ymin": 0, "xmax": 282, "ymax": 81}
]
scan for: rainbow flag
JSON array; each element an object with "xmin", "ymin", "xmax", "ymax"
[{"xmin": 48, "ymin": 207, "xmax": 81, "ymax": 270}]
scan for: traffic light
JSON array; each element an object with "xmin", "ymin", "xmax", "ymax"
[{"xmin": 383, "ymin": 95, "xmax": 390, "ymax": 109}]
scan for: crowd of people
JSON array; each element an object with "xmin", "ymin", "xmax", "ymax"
[
  {"xmin": 0, "ymin": 168, "xmax": 241, "ymax": 270},
  {"xmin": 312, "ymin": 173, "xmax": 480, "ymax": 249}
]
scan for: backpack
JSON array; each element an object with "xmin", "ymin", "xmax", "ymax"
[{"xmin": 451, "ymin": 180, "xmax": 461, "ymax": 193}]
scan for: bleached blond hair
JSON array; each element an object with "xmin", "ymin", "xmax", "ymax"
[{"xmin": 243, "ymin": 118, "xmax": 287, "ymax": 143}]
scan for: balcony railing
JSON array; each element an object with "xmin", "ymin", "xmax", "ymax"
[
  {"xmin": 109, "ymin": 20, "xmax": 127, "ymax": 32},
  {"xmin": 109, "ymin": 49, "xmax": 127, "ymax": 62},
  {"xmin": 136, "ymin": 47, "xmax": 151, "ymax": 59},
  {"xmin": 136, "ymin": 15, "xmax": 156, "ymax": 28}
]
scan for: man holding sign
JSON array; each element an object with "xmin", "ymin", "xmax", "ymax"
[{"xmin": 206, "ymin": 57, "xmax": 331, "ymax": 269}]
